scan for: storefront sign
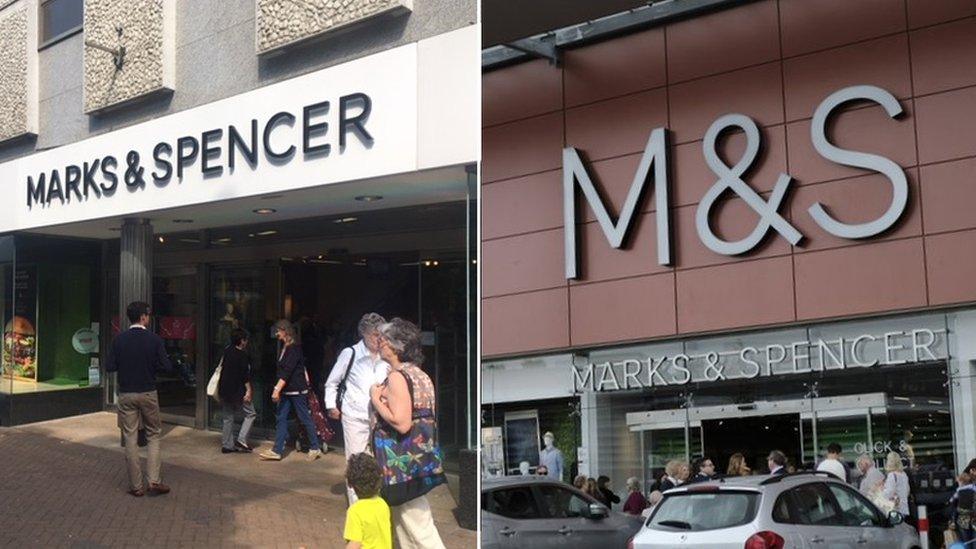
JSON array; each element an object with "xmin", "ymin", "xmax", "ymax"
[
  {"xmin": 0, "ymin": 42, "xmax": 419, "ymax": 232},
  {"xmin": 25, "ymin": 95, "xmax": 374, "ymax": 209},
  {"xmin": 564, "ymin": 85, "xmax": 907, "ymax": 279},
  {"xmin": 572, "ymin": 328, "xmax": 946, "ymax": 393}
]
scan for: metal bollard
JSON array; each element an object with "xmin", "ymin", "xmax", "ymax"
[{"xmin": 917, "ymin": 505, "xmax": 929, "ymax": 549}]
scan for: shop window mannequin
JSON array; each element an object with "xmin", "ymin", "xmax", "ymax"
[{"xmin": 539, "ymin": 431, "xmax": 564, "ymax": 481}]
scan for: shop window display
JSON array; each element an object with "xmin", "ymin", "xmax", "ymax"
[{"xmin": 2, "ymin": 236, "xmax": 102, "ymax": 394}]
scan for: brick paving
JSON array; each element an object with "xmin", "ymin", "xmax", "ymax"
[{"xmin": 0, "ymin": 413, "xmax": 475, "ymax": 548}]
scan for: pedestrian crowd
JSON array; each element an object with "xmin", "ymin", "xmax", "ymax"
[{"xmin": 108, "ymin": 302, "xmax": 447, "ymax": 549}]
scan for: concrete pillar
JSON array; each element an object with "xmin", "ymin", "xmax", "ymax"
[{"xmin": 119, "ymin": 218, "xmax": 153, "ymax": 328}]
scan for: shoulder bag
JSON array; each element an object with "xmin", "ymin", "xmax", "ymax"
[
  {"xmin": 206, "ymin": 354, "xmax": 224, "ymax": 400},
  {"xmin": 334, "ymin": 347, "xmax": 356, "ymax": 410},
  {"xmin": 371, "ymin": 369, "xmax": 447, "ymax": 507}
]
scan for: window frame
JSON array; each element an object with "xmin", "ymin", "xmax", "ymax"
[
  {"xmin": 825, "ymin": 483, "xmax": 885, "ymax": 528},
  {"xmin": 776, "ymin": 482, "xmax": 845, "ymax": 527},
  {"xmin": 533, "ymin": 483, "xmax": 599, "ymax": 519},
  {"xmin": 38, "ymin": 0, "xmax": 84, "ymax": 51},
  {"xmin": 482, "ymin": 486, "xmax": 545, "ymax": 521}
]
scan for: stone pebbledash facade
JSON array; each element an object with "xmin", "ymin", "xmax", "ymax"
[
  {"xmin": 83, "ymin": 0, "xmax": 175, "ymax": 114},
  {"xmin": 0, "ymin": 0, "xmax": 36, "ymax": 144},
  {"xmin": 256, "ymin": 0, "xmax": 412, "ymax": 54}
]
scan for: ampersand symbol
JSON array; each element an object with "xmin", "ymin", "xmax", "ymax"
[
  {"xmin": 702, "ymin": 352, "xmax": 725, "ymax": 381},
  {"xmin": 696, "ymin": 114, "xmax": 803, "ymax": 255},
  {"xmin": 124, "ymin": 150, "xmax": 145, "ymax": 188}
]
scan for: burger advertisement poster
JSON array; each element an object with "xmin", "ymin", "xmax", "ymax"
[{"xmin": 3, "ymin": 266, "xmax": 37, "ymax": 381}]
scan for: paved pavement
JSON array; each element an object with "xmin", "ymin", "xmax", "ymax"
[{"xmin": 0, "ymin": 412, "xmax": 475, "ymax": 548}]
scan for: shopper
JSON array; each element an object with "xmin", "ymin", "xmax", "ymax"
[
  {"xmin": 370, "ymin": 318, "xmax": 446, "ymax": 549},
  {"xmin": 343, "ymin": 453, "xmax": 393, "ymax": 549},
  {"xmin": 217, "ymin": 328, "xmax": 256, "ymax": 454},
  {"xmin": 259, "ymin": 320, "xmax": 322, "ymax": 462},
  {"xmin": 641, "ymin": 491, "xmax": 664, "ymax": 519},
  {"xmin": 583, "ymin": 478, "xmax": 601, "ymax": 500},
  {"xmin": 727, "ymin": 453, "xmax": 751, "ymax": 477},
  {"xmin": 597, "ymin": 475, "xmax": 620, "ymax": 509},
  {"xmin": 816, "ymin": 443, "xmax": 847, "ymax": 482},
  {"xmin": 882, "ymin": 451, "xmax": 911, "ymax": 517},
  {"xmin": 536, "ymin": 465, "xmax": 549, "ymax": 476},
  {"xmin": 950, "ymin": 472, "xmax": 976, "ymax": 543},
  {"xmin": 768, "ymin": 450, "xmax": 787, "ymax": 475},
  {"xmin": 690, "ymin": 457, "xmax": 716, "ymax": 483},
  {"xmin": 325, "ymin": 313, "xmax": 389, "ymax": 503},
  {"xmin": 857, "ymin": 454, "xmax": 885, "ymax": 499},
  {"xmin": 622, "ymin": 477, "xmax": 647, "ymax": 515},
  {"xmin": 573, "ymin": 474, "xmax": 587, "ymax": 490},
  {"xmin": 105, "ymin": 301, "xmax": 173, "ymax": 497},
  {"xmin": 658, "ymin": 460, "xmax": 685, "ymax": 491}
]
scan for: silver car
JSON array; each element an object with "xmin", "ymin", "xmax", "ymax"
[
  {"xmin": 631, "ymin": 472, "xmax": 921, "ymax": 549},
  {"xmin": 482, "ymin": 475, "xmax": 643, "ymax": 549}
]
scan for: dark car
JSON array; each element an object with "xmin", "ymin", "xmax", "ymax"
[{"xmin": 482, "ymin": 475, "xmax": 643, "ymax": 549}]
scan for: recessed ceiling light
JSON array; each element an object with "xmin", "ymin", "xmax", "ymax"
[
  {"xmin": 214, "ymin": 237, "xmax": 232, "ymax": 243},
  {"xmin": 355, "ymin": 195, "xmax": 383, "ymax": 202},
  {"xmin": 333, "ymin": 217, "xmax": 358, "ymax": 224},
  {"xmin": 179, "ymin": 238, "xmax": 201, "ymax": 244},
  {"xmin": 172, "ymin": 219, "xmax": 194, "ymax": 224},
  {"xmin": 256, "ymin": 230, "xmax": 278, "ymax": 236},
  {"xmin": 253, "ymin": 208, "xmax": 276, "ymax": 215},
  {"xmin": 158, "ymin": 236, "xmax": 165, "ymax": 243}
]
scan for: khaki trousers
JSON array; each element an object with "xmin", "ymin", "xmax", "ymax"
[
  {"xmin": 117, "ymin": 391, "xmax": 162, "ymax": 490},
  {"xmin": 391, "ymin": 495, "xmax": 446, "ymax": 549}
]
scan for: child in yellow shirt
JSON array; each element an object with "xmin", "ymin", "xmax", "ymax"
[{"xmin": 344, "ymin": 453, "xmax": 392, "ymax": 549}]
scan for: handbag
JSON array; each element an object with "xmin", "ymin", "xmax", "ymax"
[
  {"xmin": 334, "ymin": 347, "xmax": 356, "ymax": 411},
  {"xmin": 206, "ymin": 355, "xmax": 224, "ymax": 400},
  {"xmin": 944, "ymin": 524, "xmax": 959, "ymax": 545},
  {"xmin": 371, "ymin": 368, "xmax": 447, "ymax": 507},
  {"xmin": 304, "ymin": 369, "xmax": 334, "ymax": 444}
]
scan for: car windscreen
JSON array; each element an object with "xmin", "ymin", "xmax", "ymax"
[{"xmin": 647, "ymin": 490, "xmax": 760, "ymax": 532}]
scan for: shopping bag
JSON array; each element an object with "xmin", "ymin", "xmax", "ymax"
[
  {"xmin": 206, "ymin": 357, "xmax": 223, "ymax": 399},
  {"xmin": 306, "ymin": 391, "xmax": 335, "ymax": 444}
]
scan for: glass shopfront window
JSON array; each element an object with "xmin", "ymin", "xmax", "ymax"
[{"xmin": 4, "ymin": 235, "xmax": 103, "ymax": 395}]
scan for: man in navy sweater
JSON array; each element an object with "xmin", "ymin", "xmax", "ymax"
[{"xmin": 106, "ymin": 301, "xmax": 173, "ymax": 497}]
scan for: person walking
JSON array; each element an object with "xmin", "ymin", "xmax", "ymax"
[
  {"xmin": 659, "ymin": 460, "xmax": 686, "ymax": 491},
  {"xmin": 727, "ymin": 453, "xmax": 752, "ymax": 476},
  {"xmin": 951, "ymin": 472, "xmax": 976, "ymax": 544},
  {"xmin": 856, "ymin": 454, "xmax": 885, "ymax": 499},
  {"xmin": 690, "ymin": 457, "xmax": 716, "ymax": 483},
  {"xmin": 343, "ymin": 453, "xmax": 393, "ymax": 549},
  {"xmin": 622, "ymin": 477, "xmax": 647, "ymax": 515},
  {"xmin": 597, "ymin": 476, "xmax": 620, "ymax": 509},
  {"xmin": 259, "ymin": 320, "xmax": 322, "ymax": 462},
  {"xmin": 369, "ymin": 318, "xmax": 446, "ymax": 549},
  {"xmin": 217, "ymin": 328, "xmax": 256, "ymax": 453},
  {"xmin": 883, "ymin": 451, "xmax": 911, "ymax": 518},
  {"xmin": 105, "ymin": 301, "xmax": 173, "ymax": 497},
  {"xmin": 768, "ymin": 450, "xmax": 788, "ymax": 476},
  {"xmin": 816, "ymin": 442, "xmax": 848, "ymax": 482},
  {"xmin": 325, "ymin": 313, "xmax": 389, "ymax": 503}
]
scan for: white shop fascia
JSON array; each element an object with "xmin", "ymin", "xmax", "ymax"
[{"xmin": 0, "ymin": 25, "xmax": 478, "ymax": 234}]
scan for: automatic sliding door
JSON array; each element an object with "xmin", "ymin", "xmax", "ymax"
[{"xmin": 153, "ymin": 268, "xmax": 198, "ymax": 423}]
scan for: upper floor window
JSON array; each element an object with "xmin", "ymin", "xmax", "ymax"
[{"xmin": 40, "ymin": 0, "xmax": 83, "ymax": 48}]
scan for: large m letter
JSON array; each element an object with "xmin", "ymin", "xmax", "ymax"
[{"xmin": 563, "ymin": 128, "xmax": 671, "ymax": 279}]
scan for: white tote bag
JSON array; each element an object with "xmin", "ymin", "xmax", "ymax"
[{"xmin": 206, "ymin": 356, "xmax": 224, "ymax": 400}]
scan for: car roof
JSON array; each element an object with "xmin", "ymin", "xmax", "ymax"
[
  {"xmin": 663, "ymin": 471, "xmax": 843, "ymax": 493},
  {"xmin": 482, "ymin": 475, "xmax": 578, "ymax": 490}
]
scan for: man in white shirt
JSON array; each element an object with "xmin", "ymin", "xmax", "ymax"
[
  {"xmin": 817, "ymin": 442, "xmax": 848, "ymax": 482},
  {"xmin": 324, "ymin": 312, "xmax": 389, "ymax": 504}
]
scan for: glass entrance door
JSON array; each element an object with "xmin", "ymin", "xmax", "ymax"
[{"xmin": 152, "ymin": 267, "xmax": 199, "ymax": 423}]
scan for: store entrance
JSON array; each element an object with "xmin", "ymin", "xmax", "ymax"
[{"xmin": 702, "ymin": 414, "xmax": 799, "ymax": 476}]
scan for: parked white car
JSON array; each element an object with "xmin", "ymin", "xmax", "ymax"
[{"xmin": 630, "ymin": 472, "xmax": 921, "ymax": 549}]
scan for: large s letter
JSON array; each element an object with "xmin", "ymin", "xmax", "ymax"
[{"xmin": 809, "ymin": 85, "xmax": 908, "ymax": 238}]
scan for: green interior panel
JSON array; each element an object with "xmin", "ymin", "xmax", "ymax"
[{"xmin": 37, "ymin": 264, "xmax": 91, "ymax": 384}]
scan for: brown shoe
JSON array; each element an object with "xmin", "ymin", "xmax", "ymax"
[
  {"xmin": 127, "ymin": 488, "xmax": 145, "ymax": 497},
  {"xmin": 148, "ymin": 482, "xmax": 170, "ymax": 496}
]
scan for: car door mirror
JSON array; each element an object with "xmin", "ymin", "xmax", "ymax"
[
  {"xmin": 887, "ymin": 511, "xmax": 903, "ymax": 526},
  {"xmin": 585, "ymin": 503, "xmax": 609, "ymax": 520}
]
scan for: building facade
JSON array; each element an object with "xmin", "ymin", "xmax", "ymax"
[
  {"xmin": 481, "ymin": 0, "xmax": 976, "ymax": 536},
  {"xmin": 0, "ymin": 0, "xmax": 479, "ymax": 477}
]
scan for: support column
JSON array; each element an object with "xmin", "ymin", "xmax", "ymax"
[{"xmin": 119, "ymin": 218, "xmax": 153, "ymax": 328}]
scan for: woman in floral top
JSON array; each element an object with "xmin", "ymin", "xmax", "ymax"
[{"xmin": 369, "ymin": 318, "xmax": 445, "ymax": 549}]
